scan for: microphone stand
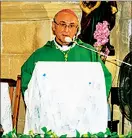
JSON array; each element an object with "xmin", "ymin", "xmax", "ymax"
[{"xmin": 74, "ymin": 41, "xmax": 132, "ymax": 67}]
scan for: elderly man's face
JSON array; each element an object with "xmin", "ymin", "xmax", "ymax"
[{"xmin": 52, "ymin": 12, "xmax": 79, "ymax": 45}]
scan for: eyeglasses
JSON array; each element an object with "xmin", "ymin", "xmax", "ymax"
[{"xmin": 54, "ymin": 20, "xmax": 78, "ymax": 30}]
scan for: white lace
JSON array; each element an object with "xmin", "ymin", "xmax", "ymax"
[{"xmin": 24, "ymin": 62, "xmax": 108, "ymax": 137}]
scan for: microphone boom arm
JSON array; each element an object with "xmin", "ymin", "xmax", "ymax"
[{"xmin": 74, "ymin": 41, "xmax": 132, "ymax": 67}]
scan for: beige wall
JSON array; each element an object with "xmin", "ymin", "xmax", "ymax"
[{"xmin": 1, "ymin": 1, "xmax": 132, "ymax": 134}]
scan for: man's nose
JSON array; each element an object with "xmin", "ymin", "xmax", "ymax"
[{"xmin": 64, "ymin": 25, "xmax": 70, "ymax": 32}]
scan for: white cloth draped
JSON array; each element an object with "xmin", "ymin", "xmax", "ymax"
[
  {"xmin": 1, "ymin": 82, "xmax": 12, "ymax": 134},
  {"xmin": 24, "ymin": 62, "xmax": 108, "ymax": 137}
]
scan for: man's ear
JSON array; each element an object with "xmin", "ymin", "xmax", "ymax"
[
  {"xmin": 75, "ymin": 27, "xmax": 79, "ymax": 36},
  {"xmin": 52, "ymin": 21, "xmax": 55, "ymax": 35},
  {"xmin": 77, "ymin": 27, "xmax": 79, "ymax": 34}
]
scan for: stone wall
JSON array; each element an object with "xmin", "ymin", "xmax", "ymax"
[
  {"xmin": 1, "ymin": 1, "xmax": 132, "ymax": 134},
  {"xmin": 107, "ymin": 1, "xmax": 132, "ymax": 134},
  {"xmin": 1, "ymin": 2, "xmax": 81, "ymax": 80}
]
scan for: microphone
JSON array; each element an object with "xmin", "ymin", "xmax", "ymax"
[
  {"xmin": 64, "ymin": 37, "xmax": 132, "ymax": 67},
  {"xmin": 65, "ymin": 36, "xmax": 106, "ymax": 53},
  {"xmin": 65, "ymin": 37, "xmax": 72, "ymax": 43}
]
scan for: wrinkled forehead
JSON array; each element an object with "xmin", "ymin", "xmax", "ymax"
[{"xmin": 54, "ymin": 10, "xmax": 79, "ymax": 24}]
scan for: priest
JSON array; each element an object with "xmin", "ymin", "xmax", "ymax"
[{"xmin": 21, "ymin": 9, "xmax": 112, "ymax": 136}]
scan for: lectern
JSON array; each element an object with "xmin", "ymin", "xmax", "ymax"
[{"xmin": 24, "ymin": 62, "xmax": 108, "ymax": 137}]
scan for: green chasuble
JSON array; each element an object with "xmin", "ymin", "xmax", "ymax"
[{"xmin": 21, "ymin": 38, "xmax": 112, "ymax": 97}]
